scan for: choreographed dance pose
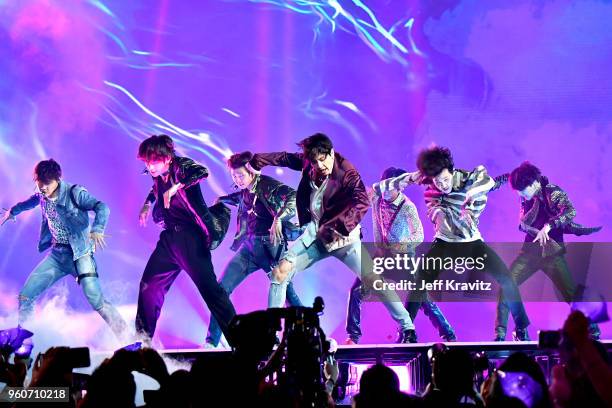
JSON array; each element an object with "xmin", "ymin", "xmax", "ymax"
[
  {"xmin": 379, "ymin": 146, "xmax": 530, "ymax": 341},
  {"xmin": 135, "ymin": 135, "xmax": 236, "ymax": 343},
  {"xmin": 494, "ymin": 161, "xmax": 602, "ymax": 341},
  {"xmin": 249, "ymin": 133, "xmax": 418, "ymax": 343},
  {"xmin": 204, "ymin": 151, "xmax": 303, "ymax": 348},
  {"xmin": 344, "ymin": 166, "xmax": 456, "ymax": 344},
  {"xmin": 0, "ymin": 159, "xmax": 128, "ymax": 341}
]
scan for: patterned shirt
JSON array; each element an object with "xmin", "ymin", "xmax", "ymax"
[
  {"xmin": 42, "ymin": 197, "xmax": 70, "ymax": 245},
  {"xmin": 377, "ymin": 166, "xmax": 496, "ymax": 242},
  {"xmin": 372, "ymin": 191, "xmax": 424, "ymax": 255}
]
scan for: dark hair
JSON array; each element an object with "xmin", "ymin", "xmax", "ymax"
[
  {"xmin": 416, "ymin": 146, "xmax": 454, "ymax": 177},
  {"xmin": 137, "ymin": 134, "xmax": 175, "ymax": 161},
  {"xmin": 297, "ymin": 133, "xmax": 333, "ymax": 162},
  {"xmin": 34, "ymin": 159, "xmax": 62, "ymax": 184},
  {"xmin": 510, "ymin": 161, "xmax": 542, "ymax": 191},
  {"xmin": 381, "ymin": 167, "xmax": 406, "ymax": 181},
  {"xmin": 359, "ymin": 364, "xmax": 400, "ymax": 395},
  {"xmin": 227, "ymin": 151, "xmax": 254, "ymax": 170},
  {"xmin": 433, "ymin": 349, "xmax": 475, "ymax": 397}
]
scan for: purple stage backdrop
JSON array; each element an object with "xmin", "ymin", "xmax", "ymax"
[{"xmin": 0, "ymin": 0, "xmax": 611, "ymax": 349}]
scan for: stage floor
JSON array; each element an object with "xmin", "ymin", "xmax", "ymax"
[{"xmin": 156, "ymin": 339, "xmax": 612, "ymax": 360}]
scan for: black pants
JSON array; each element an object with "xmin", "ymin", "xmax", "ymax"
[
  {"xmin": 407, "ymin": 239, "xmax": 530, "ymax": 331},
  {"xmin": 136, "ymin": 226, "xmax": 236, "ymax": 343},
  {"xmin": 495, "ymin": 250, "xmax": 600, "ymax": 337}
]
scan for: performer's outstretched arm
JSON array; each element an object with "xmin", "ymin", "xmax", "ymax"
[
  {"xmin": 8, "ymin": 195, "xmax": 40, "ymax": 216},
  {"xmin": 490, "ymin": 173, "xmax": 510, "ymax": 192},
  {"xmin": 216, "ymin": 191, "xmax": 241, "ymax": 207},
  {"xmin": 249, "ymin": 152, "xmax": 305, "ymax": 172},
  {"xmin": 372, "ymin": 171, "xmax": 421, "ymax": 196},
  {"xmin": 176, "ymin": 157, "xmax": 209, "ymax": 188},
  {"xmin": 463, "ymin": 165, "xmax": 496, "ymax": 203},
  {"xmin": 1, "ymin": 194, "xmax": 40, "ymax": 225}
]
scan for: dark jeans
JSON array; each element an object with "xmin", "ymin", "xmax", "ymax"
[
  {"xmin": 495, "ymin": 250, "xmax": 600, "ymax": 337},
  {"xmin": 205, "ymin": 236, "xmax": 302, "ymax": 346},
  {"xmin": 136, "ymin": 226, "xmax": 236, "ymax": 344},
  {"xmin": 346, "ymin": 277, "xmax": 455, "ymax": 342},
  {"xmin": 407, "ymin": 239, "xmax": 530, "ymax": 332}
]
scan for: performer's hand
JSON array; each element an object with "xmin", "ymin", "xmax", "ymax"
[
  {"xmin": 90, "ymin": 232, "xmax": 108, "ymax": 251},
  {"xmin": 270, "ymin": 217, "xmax": 283, "ymax": 245},
  {"xmin": 533, "ymin": 224, "xmax": 551, "ymax": 246},
  {"xmin": 0, "ymin": 208, "xmax": 16, "ymax": 226},
  {"xmin": 139, "ymin": 203, "xmax": 151, "ymax": 227},
  {"xmin": 163, "ymin": 183, "xmax": 182, "ymax": 209}
]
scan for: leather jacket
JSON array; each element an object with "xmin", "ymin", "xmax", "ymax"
[{"xmin": 217, "ymin": 174, "xmax": 297, "ymax": 251}]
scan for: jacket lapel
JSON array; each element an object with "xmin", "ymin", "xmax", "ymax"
[{"xmin": 320, "ymin": 153, "xmax": 344, "ymax": 222}]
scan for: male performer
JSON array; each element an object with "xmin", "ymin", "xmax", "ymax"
[
  {"xmin": 380, "ymin": 146, "xmax": 530, "ymax": 341},
  {"xmin": 249, "ymin": 133, "xmax": 417, "ymax": 343},
  {"xmin": 494, "ymin": 161, "xmax": 602, "ymax": 340},
  {"xmin": 136, "ymin": 134, "xmax": 236, "ymax": 343},
  {"xmin": 345, "ymin": 167, "xmax": 456, "ymax": 344},
  {"xmin": 0, "ymin": 159, "xmax": 128, "ymax": 340},
  {"xmin": 204, "ymin": 151, "xmax": 303, "ymax": 348}
]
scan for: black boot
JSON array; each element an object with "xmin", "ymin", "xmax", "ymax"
[
  {"xmin": 397, "ymin": 329, "xmax": 418, "ymax": 344},
  {"xmin": 513, "ymin": 328, "xmax": 530, "ymax": 341},
  {"xmin": 441, "ymin": 332, "xmax": 457, "ymax": 342}
]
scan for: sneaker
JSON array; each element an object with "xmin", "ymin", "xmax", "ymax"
[
  {"xmin": 513, "ymin": 328, "xmax": 530, "ymax": 341},
  {"xmin": 203, "ymin": 342, "xmax": 217, "ymax": 350},
  {"xmin": 344, "ymin": 337, "xmax": 359, "ymax": 345},
  {"xmin": 493, "ymin": 334, "xmax": 506, "ymax": 342},
  {"xmin": 397, "ymin": 329, "xmax": 418, "ymax": 344},
  {"xmin": 441, "ymin": 333, "xmax": 457, "ymax": 342}
]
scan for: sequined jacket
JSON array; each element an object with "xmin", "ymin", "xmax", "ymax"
[
  {"xmin": 371, "ymin": 191, "xmax": 424, "ymax": 256},
  {"xmin": 518, "ymin": 176, "xmax": 601, "ymax": 237},
  {"xmin": 217, "ymin": 174, "xmax": 297, "ymax": 251}
]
